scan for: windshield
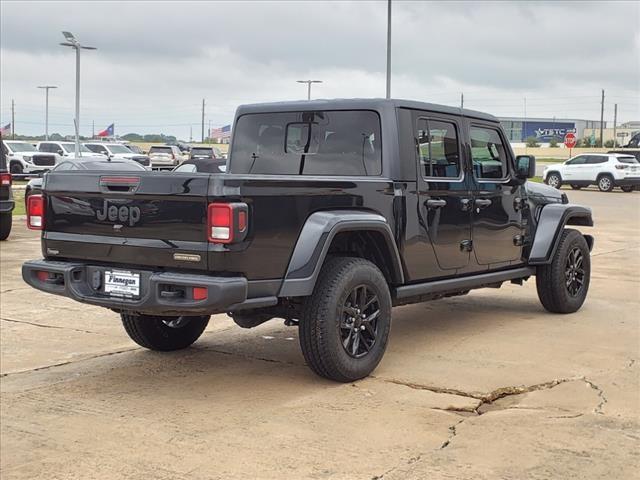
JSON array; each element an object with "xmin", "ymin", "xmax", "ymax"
[
  {"xmin": 6, "ymin": 141, "xmax": 38, "ymax": 152},
  {"xmin": 617, "ymin": 156, "xmax": 638, "ymax": 164},
  {"xmin": 230, "ymin": 110, "xmax": 382, "ymax": 176},
  {"xmin": 62, "ymin": 143, "xmax": 92, "ymax": 153},
  {"xmin": 107, "ymin": 144, "xmax": 133, "ymax": 154}
]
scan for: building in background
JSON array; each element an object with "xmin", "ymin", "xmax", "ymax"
[
  {"xmin": 499, "ymin": 117, "xmax": 606, "ymax": 146},
  {"xmin": 209, "ymin": 124, "xmax": 232, "ymax": 144}
]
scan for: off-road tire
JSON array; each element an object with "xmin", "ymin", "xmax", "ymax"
[
  {"xmin": 597, "ymin": 174, "xmax": 614, "ymax": 192},
  {"xmin": 621, "ymin": 186, "xmax": 634, "ymax": 193},
  {"xmin": 0, "ymin": 213, "xmax": 11, "ymax": 241},
  {"xmin": 546, "ymin": 172, "xmax": 562, "ymax": 189},
  {"xmin": 121, "ymin": 313, "xmax": 210, "ymax": 351},
  {"xmin": 299, "ymin": 256, "xmax": 392, "ymax": 382},
  {"xmin": 536, "ymin": 229, "xmax": 590, "ymax": 314}
]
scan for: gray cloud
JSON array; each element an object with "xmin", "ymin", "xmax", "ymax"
[{"xmin": 1, "ymin": 0, "xmax": 638, "ymax": 138}]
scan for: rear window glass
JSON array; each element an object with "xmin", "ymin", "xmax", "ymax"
[
  {"xmin": 617, "ymin": 156, "xmax": 638, "ymax": 164},
  {"xmin": 191, "ymin": 148, "xmax": 214, "ymax": 156},
  {"xmin": 230, "ymin": 110, "xmax": 382, "ymax": 176},
  {"xmin": 149, "ymin": 146, "xmax": 172, "ymax": 154}
]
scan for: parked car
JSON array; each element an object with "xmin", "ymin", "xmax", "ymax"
[
  {"xmin": 2, "ymin": 140, "xmax": 58, "ymax": 175},
  {"xmin": 22, "ymin": 98, "xmax": 594, "ymax": 382},
  {"xmin": 173, "ymin": 158, "xmax": 226, "ymax": 173},
  {"xmin": 543, "ymin": 153, "xmax": 640, "ymax": 192},
  {"xmin": 188, "ymin": 145, "xmax": 223, "ymax": 160},
  {"xmin": 147, "ymin": 145, "xmax": 183, "ymax": 169},
  {"xmin": 25, "ymin": 158, "xmax": 147, "ymax": 202},
  {"xmin": 37, "ymin": 141, "xmax": 106, "ymax": 161},
  {"xmin": 83, "ymin": 142, "xmax": 151, "ymax": 168},
  {"xmin": 125, "ymin": 144, "xmax": 145, "ymax": 155},
  {"xmin": 0, "ymin": 134, "xmax": 14, "ymax": 240}
]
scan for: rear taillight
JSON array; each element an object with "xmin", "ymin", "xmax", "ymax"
[
  {"xmin": 27, "ymin": 194, "xmax": 45, "ymax": 230},
  {"xmin": 207, "ymin": 202, "xmax": 249, "ymax": 244},
  {"xmin": 615, "ymin": 164, "xmax": 628, "ymax": 170},
  {"xmin": 0, "ymin": 172, "xmax": 11, "ymax": 186}
]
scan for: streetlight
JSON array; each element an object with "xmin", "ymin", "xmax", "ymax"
[
  {"xmin": 59, "ymin": 31, "xmax": 96, "ymax": 158},
  {"xmin": 296, "ymin": 80, "xmax": 323, "ymax": 100},
  {"xmin": 37, "ymin": 85, "xmax": 57, "ymax": 140}
]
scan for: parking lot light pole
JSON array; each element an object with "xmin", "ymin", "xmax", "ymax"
[
  {"xmin": 60, "ymin": 31, "xmax": 96, "ymax": 158},
  {"xmin": 37, "ymin": 85, "xmax": 57, "ymax": 140},
  {"xmin": 296, "ymin": 80, "xmax": 322, "ymax": 100}
]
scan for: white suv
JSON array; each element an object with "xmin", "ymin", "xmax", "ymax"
[
  {"xmin": 543, "ymin": 153, "xmax": 640, "ymax": 192},
  {"xmin": 83, "ymin": 142, "xmax": 151, "ymax": 169}
]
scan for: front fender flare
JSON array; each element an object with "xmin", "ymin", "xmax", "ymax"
[
  {"xmin": 278, "ymin": 210, "xmax": 404, "ymax": 297},
  {"xmin": 528, "ymin": 204, "xmax": 594, "ymax": 264}
]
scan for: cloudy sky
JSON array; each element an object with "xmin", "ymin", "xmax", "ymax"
[{"xmin": 1, "ymin": 0, "xmax": 639, "ymax": 139}]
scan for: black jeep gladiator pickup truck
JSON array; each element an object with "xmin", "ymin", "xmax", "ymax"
[{"xmin": 22, "ymin": 99, "xmax": 594, "ymax": 382}]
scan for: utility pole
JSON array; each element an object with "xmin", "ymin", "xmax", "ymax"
[
  {"xmin": 11, "ymin": 99, "xmax": 15, "ymax": 139},
  {"xmin": 201, "ymin": 98, "xmax": 205, "ymax": 143},
  {"xmin": 38, "ymin": 86, "xmax": 57, "ymax": 140},
  {"xmin": 460, "ymin": 92, "xmax": 464, "ymax": 109},
  {"xmin": 613, "ymin": 103, "xmax": 617, "ymax": 148},
  {"xmin": 296, "ymin": 80, "xmax": 322, "ymax": 100},
  {"xmin": 208, "ymin": 120, "xmax": 211, "ymax": 143},
  {"xmin": 190, "ymin": 125, "xmax": 193, "ymax": 143},
  {"xmin": 92, "ymin": 120, "xmax": 95, "ymax": 138},
  {"xmin": 599, "ymin": 89, "xmax": 605, "ymax": 147},
  {"xmin": 385, "ymin": 0, "xmax": 392, "ymax": 99}
]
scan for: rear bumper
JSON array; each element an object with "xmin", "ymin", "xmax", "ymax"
[
  {"xmin": 22, "ymin": 259, "xmax": 275, "ymax": 316},
  {"xmin": 614, "ymin": 177, "xmax": 640, "ymax": 187}
]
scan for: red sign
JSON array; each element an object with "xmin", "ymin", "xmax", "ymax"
[{"xmin": 564, "ymin": 132, "xmax": 577, "ymax": 149}]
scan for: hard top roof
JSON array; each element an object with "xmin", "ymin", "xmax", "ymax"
[{"xmin": 235, "ymin": 98, "xmax": 497, "ymax": 122}]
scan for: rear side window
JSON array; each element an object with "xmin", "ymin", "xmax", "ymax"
[
  {"xmin": 416, "ymin": 119, "xmax": 460, "ymax": 179},
  {"xmin": 230, "ymin": 110, "xmax": 382, "ymax": 176},
  {"xmin": 586, "ymin": 155, "xmax": 608, "ymax": 164},
  {"xmin": 470, "ymin": 126, "xmax": 508, "ymax": 179}
]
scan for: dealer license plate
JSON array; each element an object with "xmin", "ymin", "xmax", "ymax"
[{"xmin": 104, "ymin": 270, "xmax": 140, "ymax": 298}]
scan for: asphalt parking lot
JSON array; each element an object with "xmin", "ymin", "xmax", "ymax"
[{"xmin": 1, "ymin": 188, "xmax": 639, "ymax": 480}]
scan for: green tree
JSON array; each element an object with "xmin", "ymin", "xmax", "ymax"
[
  {"xmin": 604, "ymin": 139, "xmax": 615, "ymax": 148},
  {"xmin": 549, "ymin": 137, "xmax": 559, "ymax": 147},
  {"xmin": 525, "ymin": 136, "xmax": 540, "ymax": 148}
]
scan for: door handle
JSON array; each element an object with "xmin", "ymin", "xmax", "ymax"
[
  {"xmin": 475, "ymin": 199, "xmax": 492, "ymax": 209},
  {"xmin": 426, "ymin": 199, "xmax": 447, "ymax": 209}
]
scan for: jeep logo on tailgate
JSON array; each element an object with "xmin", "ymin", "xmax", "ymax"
[{"xmin": 96, "ymin": 200, "xmax": 141, "ymax": 227}]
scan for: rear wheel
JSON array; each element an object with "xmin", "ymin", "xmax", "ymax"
[
  {"xmin": 121, "ymin": 313, "xmax": 210, "ymax": 351},
  {"xmin": 597, "ymin": 174, "xmax": 614, "ymax": 192},
  {"xmin": 621, "ymin": 186, "xmax": 634, "ymax": 192},
  {"xmin": 536, "ymin": 229, "xmax": 590, "ymax": 314},
  {"xmin": 546, "ymin": 173, "xmax": 562, "ymax": 189},
  {"xmin": 299, "ymin": 256, "xmax": 392, "ymax": 382},
  {"xmin": 0, "ymin": 213, "xmax": 11, "ymax": 241}
]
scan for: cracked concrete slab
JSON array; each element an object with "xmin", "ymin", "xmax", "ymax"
[{"xmin": 1, "ymin": 189, "xmax": 639, "ymax": 479}]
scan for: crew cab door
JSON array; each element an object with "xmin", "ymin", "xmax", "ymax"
[
  {"xmin": 415, "ymin": 114, "xmax": 472, "ymax": 270},
  {"xmin": 468, "ymin": 123, "xmax": 524, "ymax": 266}
]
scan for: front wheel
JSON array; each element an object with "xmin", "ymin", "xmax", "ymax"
[
  {"xmin": 536, "ymin": 229, "xmax": 590, "ymax": 314},
  {"xmin": 299, "ymin": 257, "xmax": 392, "ymax": 382},
  {"xmin": 121, "ymin": 313, "xmax": 210, "ymax": 351},
  {"xmin": 9, "ymin": 163, "xmax": 23, "ymax": 175},
  {"xmin": 597, "ymin": 175, "xmax": 614, "ymax": 192}
]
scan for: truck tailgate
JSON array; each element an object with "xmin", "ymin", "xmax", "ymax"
[{"xmin": 42, "ymin": 172, "xmax": 210, "ymax": 271}]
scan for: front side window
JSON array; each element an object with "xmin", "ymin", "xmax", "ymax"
[
  {"xmin": 470, "ymin": 126, "xmax": 509, "ymax": 179},
  {"xmin": 566, "ymin": 156, "xmax": 586, "ymax": 165},
  {"xmin": 416, "ymin": 119, "xmax": 460, "ymax": 179},
  {"xmin": 230, "ymin": 110, "xmax": 382, "ymax": 176}
]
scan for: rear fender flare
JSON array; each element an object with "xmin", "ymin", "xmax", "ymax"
[
  {"xmin": 278, "ymin": 210, "xmax": 404, "ymax": 297},
  {"xmin": 528, "ymin": 204, "xmax": 594, "ymax": 264}
]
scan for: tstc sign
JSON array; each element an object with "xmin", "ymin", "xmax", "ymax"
[
  {"xmin": 522, "ymin": 121, "xmax": 576, "ymax": 142},
  {"xmin": 564, "ymin": 132, "xmax": 577, "ymax": 149}
]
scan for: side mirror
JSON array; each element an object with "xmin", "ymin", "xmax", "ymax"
[
  {"xmin": 57, "ymin": 149, "xmax": 64, "ymax": 156},
  {"xmin": 515, "ymin": 155, "xmax": 536, "ymax": 180}
]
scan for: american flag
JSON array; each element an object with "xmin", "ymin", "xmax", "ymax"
[
  {"xmin": 0, "ymin": 123, "xmax": 10, "ymax": 136},
  {"xmin": 210, "ymin": 124, "xmax": 231, "ymax": 139}
]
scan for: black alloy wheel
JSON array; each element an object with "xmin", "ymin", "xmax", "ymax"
[
  {"xmin": 340, "ymin": 284, "xmax": 380, "ymax": 358},
  {"xmin": 565, "ymin": 247, "xmax": 586, "ymax": 297}
]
